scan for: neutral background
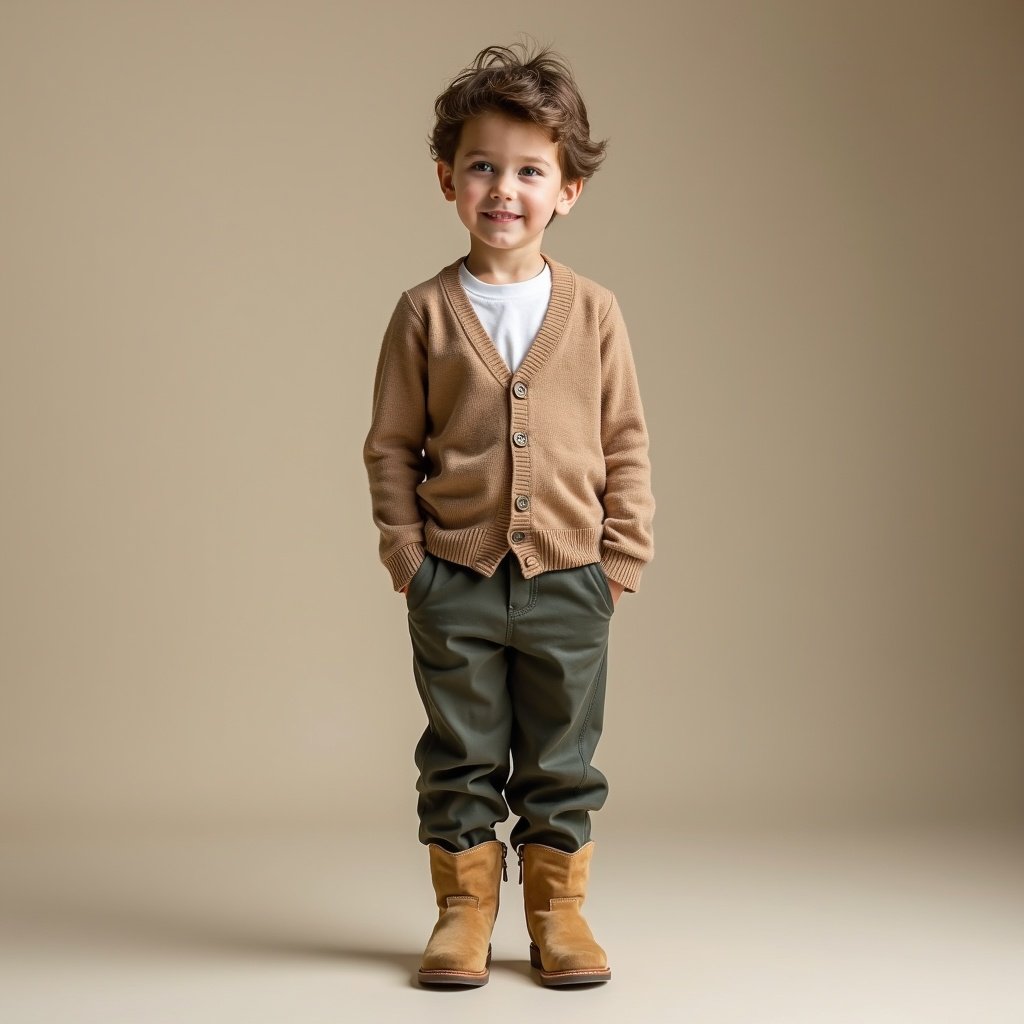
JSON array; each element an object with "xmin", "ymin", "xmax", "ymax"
[{"xmin": 2, "ymin": 0, "xmax": 1022, "ymax": 838}]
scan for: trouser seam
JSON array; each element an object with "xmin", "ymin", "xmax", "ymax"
[
  {"xmin": 506, "ymin": 558, "xmax": 539, "ymax": 642},
  {"xmin": 509, "ymin": 575, "xmax": 540, "ymax": 618},
  {"xmin": 574, "ymin": 644, "xmax": 606, "ymax": 794}
]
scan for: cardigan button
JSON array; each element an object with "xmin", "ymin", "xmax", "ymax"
[
  {"xmin": 511, "ymin": 531, "xmax": 526, "ymax": 543},
  {"xmin": 512, "ymin": 381, "xmax": 528, "ymax": 399},
  {"xmin": 515, "ymin": 495, "xmax": 530, "ymax": 511},
  {"xmin": 512, "ymin": 432, "xmax": 528, "ymax": 447},
  {"xmin": 525, "ymin": 555, "xmax": 538, "ymax": 568}
]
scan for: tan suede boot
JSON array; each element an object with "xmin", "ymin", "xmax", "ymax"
[
  {"xmin": 519, "ymin": 841, "xmax": 611, "ymax": 986},
  {"xmin": 418, "ymin": 840, "xmax": 507, "ymax": 986}
]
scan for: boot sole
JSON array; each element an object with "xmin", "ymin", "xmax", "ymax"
[
  {"xmin": 417, "ymin": 944, "xmax": 491, "ymax": 987},
  {"xmin": 530, "ymin": 942, "xmax": 611, "ymax": 986}
]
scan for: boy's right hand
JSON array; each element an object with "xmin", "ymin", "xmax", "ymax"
[{"xmin": 400, "ymin": 583, "xmax": 409, "ymax": 594}]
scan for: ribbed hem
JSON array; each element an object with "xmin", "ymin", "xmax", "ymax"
[
  {"xmin": 385, "ymin": 542, "xmax": 426, "ymax": 591},
  {"xmin": 424, "ymin": 520, "xmax": 492, "ymax": 567},
  {"xmin": 600, "ymin": 550, "xmax": 646, "ymax": 593},
  {"xmin": 422, "ymin": 521, "xmax": 645, "ymax": 583},
  {"xmin": 531, "ymin": 527, "xmax": 602, "ymax": 567}
]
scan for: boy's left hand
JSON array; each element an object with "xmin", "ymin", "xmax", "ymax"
[{"xmin": 608, "ymin": 578, "xmax": 625, "ymax": 605}]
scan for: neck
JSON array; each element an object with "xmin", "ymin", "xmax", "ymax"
[{"xmin": 464, "ymin": 243, "xmax": 546, "ymax": 284}]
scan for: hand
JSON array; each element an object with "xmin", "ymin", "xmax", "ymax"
[
  {"xmin": 607, "ymin": 578, "xmax": 625, "ymax": 606},
  {"xmin": 399, "ymin": 583, "xmax": 409, "ymax": 595}
]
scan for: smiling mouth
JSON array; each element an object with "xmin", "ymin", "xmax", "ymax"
[{"xmin": 483, "ymin": 212, "xmax": 522, "ymax": 222}]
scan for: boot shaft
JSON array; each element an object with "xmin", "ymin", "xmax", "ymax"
[
  {"xmin": 518, "ymin": 841, "xmax": 595, "ymax": 908},
  {"xmin": 427, "ymin": 840, "xmax": 508, "ymax": 922}
]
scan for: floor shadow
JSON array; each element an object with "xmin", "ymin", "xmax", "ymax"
[
  {"xmin": 7, "ymin": 896, "xmax": 601, "ymax": 990},
  {"xmin": 5, "ymin": 898, "xmax": 427, "ymax": 981},
  {"xmin": 5, "ymin": 890, "xmax": 548, "ymax": 987}
]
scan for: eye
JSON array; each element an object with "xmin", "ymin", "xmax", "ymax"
[
  {"xmin": 470, "ymin": 161, "xmax": 493, "ymax": 172},
  {"xmin": 520, "ymin": 167, "xmax": 541, "ymax": 177}
]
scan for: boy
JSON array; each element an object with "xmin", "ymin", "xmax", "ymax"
[{"xmin": 362, "ymin": 42, "xmax": 654, "ymax": 987}]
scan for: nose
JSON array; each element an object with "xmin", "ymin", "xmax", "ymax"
[{"xmin": 491, "ymin": 171, "xmax": 516, "ymax": 200}]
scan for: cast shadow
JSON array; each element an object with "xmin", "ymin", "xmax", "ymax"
[{"xmin": 7, "ymin": 895, "xmax": 541, "ymax": 988}]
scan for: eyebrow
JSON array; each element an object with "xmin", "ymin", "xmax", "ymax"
[{"xmin": 462, "ymin": 150, "xmax": 554, "ymax": 169}]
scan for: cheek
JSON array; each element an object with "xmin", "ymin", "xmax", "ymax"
[{"xmin": 528, "ymin": 186, "xmax": 558, "ymax": 210}]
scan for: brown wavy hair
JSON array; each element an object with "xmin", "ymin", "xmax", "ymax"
[{"xmin": 429, "ymin": 41, "xmax": 608, "ymax": 183}]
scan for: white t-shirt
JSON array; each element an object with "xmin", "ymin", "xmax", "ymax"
[{"xmin": 458, "ymin": 259, "xmax": 552, "ymax": 373}]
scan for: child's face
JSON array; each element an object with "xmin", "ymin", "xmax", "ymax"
[{"xmin": 437, "ymin": 112, "xmax": 583, "ymax": 261}]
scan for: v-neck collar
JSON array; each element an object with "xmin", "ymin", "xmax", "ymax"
[{"xmin": 440, "ymin": 252, "xmax": 576, "ymax": 387}]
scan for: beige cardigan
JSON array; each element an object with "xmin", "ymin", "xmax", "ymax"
[{"xmin": 362, "ymin": 253, "xmax": 655, "ymax": 593}]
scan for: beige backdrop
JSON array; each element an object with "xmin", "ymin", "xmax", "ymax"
[{"xmin": 2, "ymin": 1, "xmax": 1022, "ymax": 836}]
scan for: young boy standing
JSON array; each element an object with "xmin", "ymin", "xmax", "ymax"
[{"xmin": 362, "ymin": 43, "xmax": 655, "ymax": 987}]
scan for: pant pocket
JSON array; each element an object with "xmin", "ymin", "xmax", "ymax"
[
  {"xmin": 586, "ymin": 561, "xmax": 615, "ymax": 613},
  {"xmin": 405, "ymin": 552, "xmax": 435, "ymax": 612}
]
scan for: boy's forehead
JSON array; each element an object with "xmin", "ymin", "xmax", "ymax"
[{"xmin": 456, "ymin": 113, "xmax": 558, "ymax": 158}]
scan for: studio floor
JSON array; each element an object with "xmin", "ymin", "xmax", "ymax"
[{"xmin": 1, "ymin": 821, "xmax": 1022, "ymax": 1023}]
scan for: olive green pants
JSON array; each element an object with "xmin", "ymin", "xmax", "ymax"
[{"xmin": 406, "ymin": 550, "xmax": 614, "ymax": 854}]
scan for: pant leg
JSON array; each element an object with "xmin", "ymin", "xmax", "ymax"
[
  {"xmin": 504, "ymin": 556, "xmax": 615, "ymax": 852},
  {"xmin": 406, "ymin": 552, "xmax": 513, "ymax": 851}
]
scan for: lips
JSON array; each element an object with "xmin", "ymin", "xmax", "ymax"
[{"xmin": 483, "ymin": 211, "xmax": 522, "ymax": 222}]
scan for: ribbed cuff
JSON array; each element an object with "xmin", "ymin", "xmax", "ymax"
[
  {"xmin": 600, "ymin": 550, "xmax": 646, "ymax": 593},
  {"xmin": 385, "ymin": 542, "xmax": 426, "ymax": 591}
]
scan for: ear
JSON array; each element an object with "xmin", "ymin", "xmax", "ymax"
[
  {"xmin": 437, "ymin": 161, "xmax": 456, "ymax": 202},
  {"xmin": 555, "ymin": 176, "xmax": 584, "ymax": 216}
]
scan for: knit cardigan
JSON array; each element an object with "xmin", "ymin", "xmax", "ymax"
[{"xmin": 362, "ymin": 253, "xmax": 655, "ymax": 593}]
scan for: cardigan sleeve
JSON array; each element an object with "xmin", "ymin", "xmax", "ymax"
[
  {"xmin": 598, "ymin": 293, "xmax": 656, "ymax": 593},
  {"xmin": 362, "ymin": 292, "xmax": 430, "ymax": 591}
]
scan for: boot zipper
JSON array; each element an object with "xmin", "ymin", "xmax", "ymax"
[
  {"xmin": 517, "ymin": 845, "xmax": 525, "ymax": 885},
  {"xmin": 500, "ymin": 841, "xmax": 508, "ymax": 882}
]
